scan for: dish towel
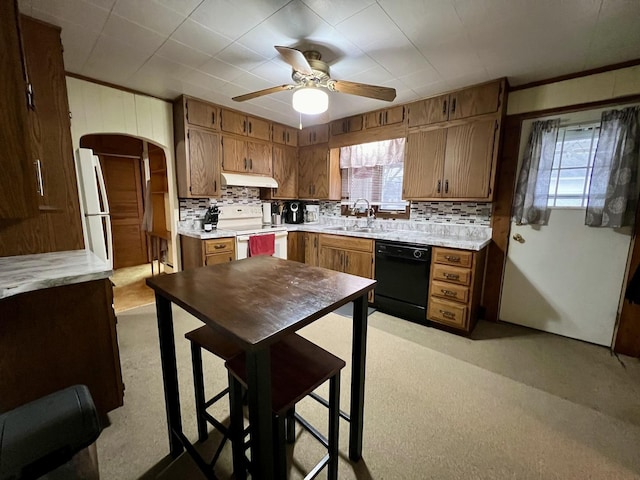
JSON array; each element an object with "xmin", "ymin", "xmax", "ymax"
[{"xmin": 248, "ymin": 234, "xmax": 275, "ymax": 257}]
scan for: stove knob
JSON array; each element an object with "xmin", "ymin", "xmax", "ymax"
[{"xmin": 413, "ymin": 250, "xmax": 423, "ymax": 259}]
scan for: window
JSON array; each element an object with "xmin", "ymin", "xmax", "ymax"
[
  {"xmin": 340, "ymin": 138, "xmax": 408, "ymax": 217},
  {"xmin": 548, "ymin": 124, "xmax": 600, "ymax": 207}
]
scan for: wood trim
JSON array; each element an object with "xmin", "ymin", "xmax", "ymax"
[
  {"xmin": 506, "ymin": 94, "xmax": 640, "ymax": 122},
  {"xmin": 65, "ymin": 71, "xmax": 171, "ymax": 102},
  {"xmin": 509, "ymin": 58, "xmax": 640, "ymax": 92}
]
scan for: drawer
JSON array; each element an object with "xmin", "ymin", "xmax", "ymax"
[
  {"xmin": 319, "ymin": 234, "xmax": 373, "ymax": 253},
  {"xmin": 205, "ymin": 253, "xmax": 234, "ymax": 265},
  {"xmin": 430, "ymin": 280, "xmax": 469, "ymax": 304},
  {"xmin": 431, "ymin": 264, "xmax": 471, "ymax": 286},
  {"xmin": 428, "ymin": 298, "xmax": 467, "ymax": 328},
  {"xmin": 204, "ymin": 238, "xmax": 234, "ymax": 254},
  {"xmin": 433, "ymin": 248, "xmax": 473, "ymax": 268}
]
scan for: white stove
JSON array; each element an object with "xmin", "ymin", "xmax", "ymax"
[{"xmin": 217, "ymin": 205, "xmax": 288, "ymax": 260}]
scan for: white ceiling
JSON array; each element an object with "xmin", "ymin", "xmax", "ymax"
[{"xmin": 18, "ymin": 0, "xmax": 640, "ymax": 128}]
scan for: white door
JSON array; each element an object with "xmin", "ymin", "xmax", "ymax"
[{"xmin": 499, "ymin": 110, "xmax": 634, "ymax": 346}]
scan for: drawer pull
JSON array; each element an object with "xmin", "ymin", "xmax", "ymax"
[
  {"xmin": 443, "ymin": 273, "xmax": 459, "ymax": 280},
  {"xmin": 439, "ymin": 310, "xmax": 456, "ymax": 319},
  {"xmin": 441, "ymin": 289, "xmax": 457, "ymax": 297},
  {"xmin": 444, "ymin": 255, "xmax": 461, "ymax": 262},
  {"xmin": 214, "ymin": 244, "xmax": 226, "ymax": 249}
]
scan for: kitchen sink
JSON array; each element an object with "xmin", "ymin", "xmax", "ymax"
[
  {"xmin": 324, "ymin": 226, "xmax": 377, "ymax": 233},
  {"xmin": 354, "ymin": 227, "xmax": 375, "ymax": 233},
  {"xmin": 324, "ymin": 226, "xmax": 351, "ymax": 231}
]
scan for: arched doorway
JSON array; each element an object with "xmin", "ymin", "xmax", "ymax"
[{"xmin": 80, "ymin": 134, "xmax": 169, "ymax": 311}]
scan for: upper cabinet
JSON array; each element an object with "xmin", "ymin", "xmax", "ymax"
[
  {"xmin": 272, "ymin": 123, "xmax": 298, "ymax": 147},
  {"xmin": 298, "ymin": 124, "xmax": 329, "ymax": 146},
  {"xmin": 263, "ymin": 144, "xmax": 298, "ymax": 200},
  {"xmin": 0, "ymin": 1, "xmax": 38, "ymax": 220},
  {"xmin": 330, "ymin": 115, "xmax": 363, "ymax": 136},
  {"xmin": 298, "ymin": 146, "xmax": 340, "ymax": 200},
  {"xmin": 221, "ymin": 136, "xmax": 272, "ymax": 176},
  {"xmin": 408, "ymin": 79, "xmax": 504, "ymax": 127},
  {"xmin": 185, "ymin": 97, "xmax": 218, "ymax": 130},
  {"xmin": 364, "ymin": 105, "xmax": 405, "ymax": 129},
  {"xmin": 220, "ymin": 108, "xmax": 271, "ymax": 141},
  {"xmin": 174, "ymin": 96, "xmax": 221, "ymax": 198}
]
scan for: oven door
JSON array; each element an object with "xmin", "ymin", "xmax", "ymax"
[{"xmin": 236, "ymin": 231, "xmax": 288, "ymax": 260}]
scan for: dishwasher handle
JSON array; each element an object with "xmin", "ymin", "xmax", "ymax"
[{"xmin": 376, "ymin": 246, "xmax": 431, "ymax": 262}]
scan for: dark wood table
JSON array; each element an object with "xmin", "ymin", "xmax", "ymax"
[{"xmin": 146, "ymin": 256, "xmax": 376, "ymax": 479}]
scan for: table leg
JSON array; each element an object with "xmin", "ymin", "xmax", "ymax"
[
  {"xmin": 246, "ymin": 348, "xmax": 275, "ymax": 479},
  {"xmin": 349, "ymin": 293, "xmax": 368, "ymax": 460},
  {"xmin": 155, "ymin": 293, "xmax": 183, "ymax": 457}
]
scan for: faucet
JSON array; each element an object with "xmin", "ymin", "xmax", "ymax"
[{"xmin": 351, "ymin": 198, "xmax": 375, "ymax": 227}]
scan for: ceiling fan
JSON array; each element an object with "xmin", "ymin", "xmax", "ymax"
[{"xmin": 232, "ymin": 46, "xmax": 396, "ymax": 114}]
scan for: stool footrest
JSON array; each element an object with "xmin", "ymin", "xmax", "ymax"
[
  {"xmin": 304, "ymin": 453, "xmax": 329, "ymax": 480},
  {"xmin": 204, "ymin": 387, "xmax": 229, "ymax": 409},
  {"xmin": 309, "ymin": 392, "xmax": 351, "ymax": 423},
  {"xmin": 294, "ymin": 412, "xmax": 328, "ymax": 449}
]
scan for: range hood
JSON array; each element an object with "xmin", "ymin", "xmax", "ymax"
[{"xmin": 220, "ymin": 172, "xmax": 278, "ymax": 189}]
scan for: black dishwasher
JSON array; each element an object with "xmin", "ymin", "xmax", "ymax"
[{"xmin": 374, "ymin": 241, "xmax": 431, "ymax": 324}]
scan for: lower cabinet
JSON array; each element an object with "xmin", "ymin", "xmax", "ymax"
[
  {"xmin": 318, "ymin": 234, "xmax": 374, "ymax": 302},
  {"xmin": 181, "ymin": 235, "xmax": 235, "ymax": 270},
  {"xmin": 0, "ymin": 279, "xmax": 124, "ymax": 416},
  {"xmin": 287, "ymin": 231, "xmax": 305, "ymax": 263},
  {"xmin": 304, "ymin": 232, "xmax": 319, "ymax": 266},
  {"xmin": 427, "ymin": 247, "xmax": 486, "ymax": 332}
]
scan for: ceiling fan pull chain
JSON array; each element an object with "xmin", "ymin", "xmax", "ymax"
[{"xmin": 299, "ymin": 111, "xmax": 302, "ymax": 130}]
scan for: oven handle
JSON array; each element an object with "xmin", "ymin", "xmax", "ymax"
[{"xmin": 237, "ymin": 232, "xmax": 288, "ymax": 241}]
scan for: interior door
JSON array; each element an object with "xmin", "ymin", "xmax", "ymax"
[
  {"xmin": 499, "ymin": 113, "xmax": 633, "ymax": 346},
  {"xmin": 101, "ymin": 155, "xmax": 148, "ymax": 269}
]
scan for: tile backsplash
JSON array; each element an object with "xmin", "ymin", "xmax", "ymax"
[{"xmin": 179, "ymin": 187, "xmax": 261, "ymax": 221}]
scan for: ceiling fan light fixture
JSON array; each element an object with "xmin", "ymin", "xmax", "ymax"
[{"xmin": 292, "ymin": 87, "xmax": 328, "ymax": 115}]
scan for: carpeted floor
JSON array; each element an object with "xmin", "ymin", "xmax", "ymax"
[{"xmin": 97, "ymin": 303, "xmax": 640, "ymax": 479}]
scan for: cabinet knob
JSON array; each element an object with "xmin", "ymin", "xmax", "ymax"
[
  {"xmin": 513, "ymin": 233, "xmax": 525, "ymax": 243},
  {"xmin": 439, "ymin": 310, "xmax": 455, "ymax": 319}
]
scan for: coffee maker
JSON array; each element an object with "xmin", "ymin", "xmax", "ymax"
[{"xmin": 283, "ymin": 201, "xmax": 304, "ymax": 224}]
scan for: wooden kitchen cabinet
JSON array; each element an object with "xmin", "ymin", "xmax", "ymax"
[
  {"xmin": 0, "ymin": 278, "xmax": 124, "ymax": 416},
  {"xmin": 0, "ymin": 1, "xmax": 38, "ymax": 220},
  {"xmin": 221, "ymin": 136, "xmax": 272, "ymax": 175},
  {"xmin": 403, "ymin": 118, "xmax": 499, "ymax": 200},
  {"xmin": 181, "ymin": 235, "xmax": 235, "ymax": 270},
  {"xmin": 298, "ymin": 124, "xmax": 329, "ymax": 146},
  {"xmin": 330, "ymin": 115, "xmax": 363, "ymax": 136},
  {"xmin": 298, "ymin": 146, "xmax": 340, "ymax": 200},
  {"xmin": 408, "ymin": 79, "xmax": 504, "ymax": 127},
  {"xmin": 220, "ymin": 108, "xmax": 271, "ymax": 141},
  {"xmin": 174, "ymin": 95, "xmax": 222, "ymax": 198},
  {"xmin": 263, "ymin": 144, "xmax": 297, "ymax": 199},
  {"xmin": 184, "ymin": 96, "xmax": 218, "ymax": 130},
  {"xmin": 304, "ymin": 232, "xmax": 319, "ymax": 266},
  {"xmin": 427, "ymin": 247, "xmax": 486, "ymax": 332},
  {"xmin": 364, "ymin": 105, "xmax": 405, "ymax": 129},
  {"xmin": 0, "ymin": 15, "xmax": 84, "ymax": 255},
  {"xmin": 272, "ymin": 122, "xmax": 298, "ymax": 146},
  {"xmin": 287, "ymin": 231, "xmax": 305, "ymax": 262},
  {"xmin": 319, "ymin": 234, "xmax": 375, "ymax": 301}
]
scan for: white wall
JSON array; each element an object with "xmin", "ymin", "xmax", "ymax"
[{"xmin": 66, "ymin": 77, "xmax": 179, "ymax": 271}]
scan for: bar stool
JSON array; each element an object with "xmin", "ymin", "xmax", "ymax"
[
  {"xmin": 226, "ymin": 333, "xmax": 345, "ymax": 480},
  {"xmin": 184, "ymin": 325, "xmax": 243, "ymax": 470}
]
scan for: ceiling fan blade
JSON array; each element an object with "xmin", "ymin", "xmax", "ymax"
[
  {"xmin": 232, "ymin": 84, "xmax": 295, "ymax": 102},
  {"xmin": 275, "ymin": 46, "xmax": 313, "ymax": 75},
  {"xmin": 329, "ymin": 80, "xmax": 396, "ymax": 102}
]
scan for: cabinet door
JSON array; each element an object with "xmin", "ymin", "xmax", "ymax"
[
  {"xmin": 220, "ymin": 109, "xmax": 247, "ymax": 135},
  {"xmin": 185, "ymin": 97, "xmax": 218, "ymax": 130},
  {"xmin": 189, "ymin": 129, "xmax": 220, "ymax": 196},
  {"xmin": 271, "ymin": 144, "xmax": 297, "ymax": 199},
  {"xmin": 247, "ymin": 115, "xmax": 270, "ymax": 141},
  {"xmin": 205, "ymin": 253, "xmax": 234, "ymax": 265},
  {"xmin": 319, "ymin": 245, "xmax": 344, "ymax": 272},
  {"xmin": 0, "ymin": 1, "xmax": 38, "ymax": 219},
  {"xmin": 408, "ymin": 94, "xmax": 449, "ymax": 127},
  {"xmin": 312, "ymin": 124, "xmax": 329, "ymax": 144},
  {"xmin": 298, "ymin": 146, "xmax": 316, "ymax": 198},
  {"xmin": 343, "ymin": 249, "xmax": 373, "ymax": 278},
  {"xmin": 330, "ymin": 119, "xmax": 348, "ymax": 136},
  {"xmin": 308, "ymin": 147, "xmax": 329, "ymax": 199},
  {"xmin": 273, "ymin": 123, "xmax": 297, "ymax": 146},
  {"xmin": 304, "ymin": 233, "xmax": 319, "ymax": 266},
  {"xmin": 287, "ymin": 231, "xmax": 305, "ymax": 262},
  {"xmin": 443, "ymin": 119, "xmax": 496, "ymax": 199},
  {"xmin": 221, "ymin": 135, "xmax": 247, "ymax": 173},
  {"xmin": 364, "ymin": 111, "xmax": 383, "ymax": 129},
  {"xmin": 333, "ymin": 115, "xmax": 362, "ymax": 134},
  {"xmin": 449, "ymin": 81, "xmax": 501, "ymax": 121},
  {"xmin": 384, "ymin": 105, "xmax": 405, "ymax": 125},
  {"xmin": 403, "ymin": 129, "xmax": 446, "ymax": 199},
  {"xmin": 246, "ymin": 141, "xmax": 272, "ymax": 175}
]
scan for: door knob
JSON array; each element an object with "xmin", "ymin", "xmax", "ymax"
[{"xmin": 512, "ymin": 233, "xmax": 525, "ymax": 243}]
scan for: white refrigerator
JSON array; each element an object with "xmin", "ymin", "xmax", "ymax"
[{"xmin": 75, "ymin": 148, "xmax": 113, "ymax": 269}]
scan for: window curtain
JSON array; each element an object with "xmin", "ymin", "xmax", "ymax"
[
  {"xmin": 340, "ymin": 138, "xmax": 405, "ymax": 168},
  {"xmin": 512, "ymin": 119, "xmax": 560, "ymax": 225},
  {"xmin": 585, "ymin": 106, "xmax": 640, "ymax": 228}
]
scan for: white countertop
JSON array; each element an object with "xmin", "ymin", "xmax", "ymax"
[
  {"xmin": 0, "ymin": 250, "xmax": 113, "ymax": 299},
  {"xmin": 178, "ymin": 222, "xmax": 491, "ymax": 251}
]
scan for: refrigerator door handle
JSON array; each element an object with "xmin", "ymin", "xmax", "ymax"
[{"xmin": 94, "ymin": 155, "xmax": 110, "ymax": 215}]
